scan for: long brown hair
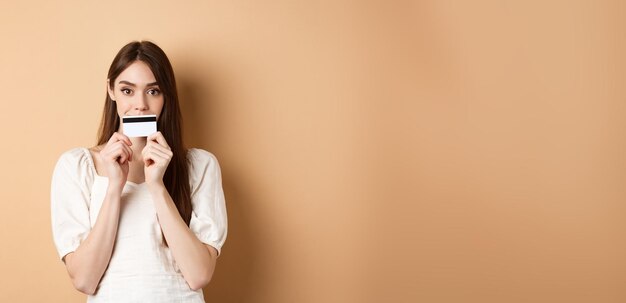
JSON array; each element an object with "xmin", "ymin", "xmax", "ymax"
[{"xmin": 97, "ymin": 41, "xmax": 192, "ymax": 227}]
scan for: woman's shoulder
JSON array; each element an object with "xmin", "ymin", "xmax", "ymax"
[
  {"xmin": 56, "ymin": 147, "xmax": 90, "ymax": 164},
  {"xmin": 187, "ymin": 148, "xmax": 219, "ymax": 164},
  {"xmin": 186, "ymin": 148, "xmax": 222, "ymax": 178},
  {"xmin": 186, "ymin": 148, "xmax": 223, "ymax": 195},
  {"xmin": 52, "ymin": 147, "xmax": 95, "ymax": 181}
]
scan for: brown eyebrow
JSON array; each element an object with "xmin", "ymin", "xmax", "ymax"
[{"xmin": 118, "ymin": 80, "xmax": 159, "ymax": 87}]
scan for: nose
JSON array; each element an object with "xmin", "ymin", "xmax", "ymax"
[{"xmin": 134, "ymin": 94, "xmax": 149, "ymax": 112}]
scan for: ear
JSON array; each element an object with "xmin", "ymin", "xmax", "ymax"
[{"xmin": 107, "ymin": 79, "xmax": 116, "ymax": 101}]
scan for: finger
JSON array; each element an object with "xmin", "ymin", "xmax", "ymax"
[
  {"xmin": 142, "ymin": 146, "xmax": 153, "ymax": 165},
  {"xmin": 148, "ymin": 141, "xmax": 173, "ymax": 156},
  {"xmin": 122, "ymin": 142, "xmax": 133, "ymax": 162},
  {"xmin": 124, "ymin": 148, "xmax": 133, "ymax": 164},
  {"xmin": 116, "ymin": 132, "xmax": 133, "ymax": 147},
  {"xmin": 108, "ymin": 132, "xmax": 132, "ymax": 147},
  {"xmin": 105, "ymin": 138, "xmax": 132, "ymax": 163},
  {"xmin": 143, "ymin": 145, "xmax": 169, "ymax": 165},
  {"xmin": 109, "ymin": 142, "xmax": 131, "ymax": 163},
  {"xmin": 143, "ymin": 153, "xmax": 157, "ymax": 166},
  {"xmin": 103, "ymin": 143, "xmax": 122, "ymax": 160},
  {"xmin": 147, "ymin": 147, "xmax": 170, "ymax": 162},
  {"xmin": 106, "ymin": 132, "xmax": 119, "ymax": 145},
  {"xmin": 114, "ymin": 143, "xmax": 130, "ymax": 164},
  {"xmin": 145, "ymin": 153, "xmax": 167, "ymax": 168},
  {"xmin": 148, "ymin": 131, "xmax": 170, "ymax": 149}
]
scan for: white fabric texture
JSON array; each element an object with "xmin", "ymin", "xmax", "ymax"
[{"xmin": 50, "ymin": 147, "xmax": 228, "ymax": 302}]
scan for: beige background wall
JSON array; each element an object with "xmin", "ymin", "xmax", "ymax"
[{"xmin": 1, "ymin": 1, "xmax": 625, "ymax": 302}]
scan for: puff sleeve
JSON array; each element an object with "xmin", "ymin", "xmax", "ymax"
[
  {"xmin": 187, "ymin": 148, "xmax": 228, "ymax": 257},
  {"xmin": 50, "ymin": 148, "xmax": 94, "ymax": 262}
]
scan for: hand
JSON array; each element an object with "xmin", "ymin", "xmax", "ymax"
[
  {"xmin": 142, "ymin": 131, "xmax": 173, "ymax": 186},
  {"xmin": 99, "ymin": 132, "xmax": 133, "ymax": 190}
]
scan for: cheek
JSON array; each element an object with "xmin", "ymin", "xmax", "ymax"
[{"xmin": 115, "ymin": 99, "xmax": 133, "ymax": 114}]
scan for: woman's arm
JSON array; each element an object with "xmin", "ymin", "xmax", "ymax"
[
  {"xmin": 63, "ymin": 187, "xmax": 122, "ymax": 295},
  {"xmin": 148, "ymin": 183, "xmax": 218, "ymax": 291},
  {"xmin": 58, "ymin": 133, "xmax": 132, "ymax": 295}
]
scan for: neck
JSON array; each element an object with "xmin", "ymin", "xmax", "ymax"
[
  {"xmin": 130, "ymin": 136, "xmax": 147, "ymax": 148},
  {"xmin": 131, "ymin": 137, "xmax": 147, "ymax": 159}
]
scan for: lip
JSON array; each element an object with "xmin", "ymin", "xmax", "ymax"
[{"xmin": 127, "ymin": 113, "xmax": 151, "ymax": 116}]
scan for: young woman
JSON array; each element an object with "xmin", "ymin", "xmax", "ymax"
[{"xmin": 51, "ymin": 41, "xmax": 227, "ymax": 302}]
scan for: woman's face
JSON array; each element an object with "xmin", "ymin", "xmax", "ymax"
[{"xmin": 107, "ymin": 60, "xmax": 164, "ymax": 123}]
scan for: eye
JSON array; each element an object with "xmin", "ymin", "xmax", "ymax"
[
  {"xmin": 147, "ymin": 88, "xmax": 161, "ymax": 96},
  {"xmin": 120, "ymin": 88, "xmax": 132, "ymax": 95}
]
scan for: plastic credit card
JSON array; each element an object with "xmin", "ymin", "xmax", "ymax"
[{"xmin": 122, "ymin": 114, "xmax": 157, "ymax": 137}]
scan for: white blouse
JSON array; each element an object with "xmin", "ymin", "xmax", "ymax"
[{"xmin": 50, "ymin": 147, "xmax": 228, "ymax": 302}]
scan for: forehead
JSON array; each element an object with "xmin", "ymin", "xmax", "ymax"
[{"xmin": 115, "ymin": 61, "xmax": 157, "ymax": 85}]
